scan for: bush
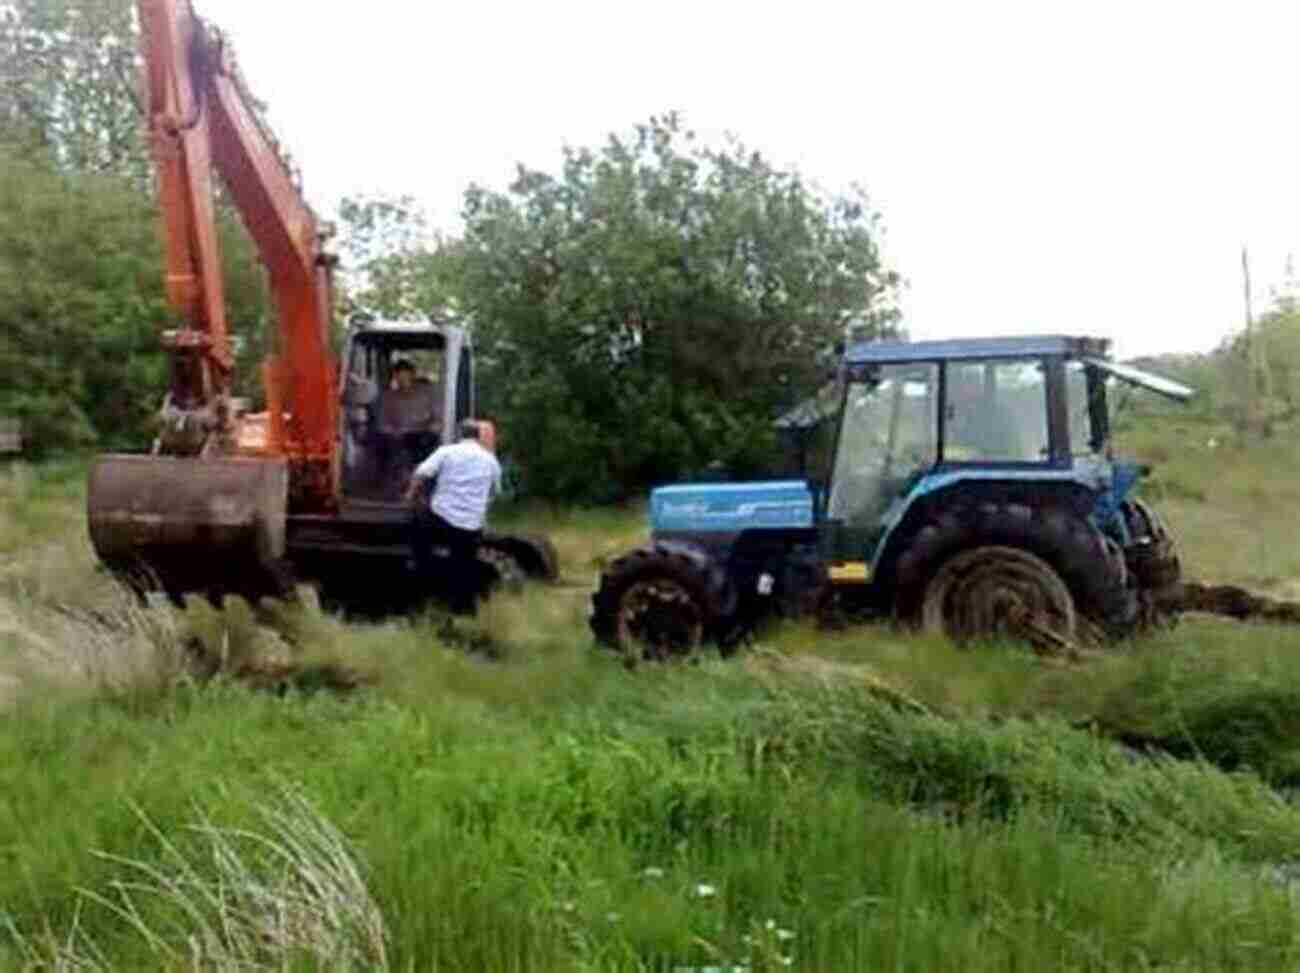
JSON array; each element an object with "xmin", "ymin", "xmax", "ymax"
[{"xmin": 459, "ymin": 114, "xmax": 899, "ymax": 501}]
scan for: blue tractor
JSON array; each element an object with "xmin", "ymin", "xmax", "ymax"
[{"xmin": 590, "ymin": 335, "xmax": 1194, "ymax": 658}]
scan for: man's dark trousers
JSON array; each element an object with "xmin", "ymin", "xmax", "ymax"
[{"xmin": 412, "ymin": 506, "xmax": 482, "ymax": 615}]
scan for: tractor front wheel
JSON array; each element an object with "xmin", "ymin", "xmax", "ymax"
[
  {"xmin": 590, "ymin": 544, "xmax": 733, "ymax": 664},
  {"xmin": 921, "ymin": 545, "xmax": 1077, "ymax": 647}
]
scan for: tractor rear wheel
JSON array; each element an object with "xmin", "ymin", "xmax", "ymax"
[
  {"xmin": 921, "ymin": 545, "xmax": 1077, "ymax": 647},
  {"xmin": 925, "ymin": 543, "xmax": 1076, "ymax": 650},
  {"xmin": 590, "ymin": 544, "xmax": 732, "ymax": 664},
  {"xmin": 895, "ymin": 501, "xmax": 1137, "ymax": 644}
]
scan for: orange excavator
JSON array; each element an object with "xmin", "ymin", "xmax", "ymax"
[{"xmin": 88, "ymin": 0, "xmax": 554, "ymax": 609}]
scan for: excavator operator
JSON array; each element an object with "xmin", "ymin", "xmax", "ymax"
[{"xmin": 376, "ymin": 359, "xmax": 439, "ymax": 489}]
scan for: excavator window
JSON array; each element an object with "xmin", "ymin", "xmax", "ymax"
[
  {"xmin": 340, "ymin": 335, "xmax": 450, "ymax": 499},
  {"xmin": 382, "ymin": 348, "xmax": 445, "ymax": 391}
]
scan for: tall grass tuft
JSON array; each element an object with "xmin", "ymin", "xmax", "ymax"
[
  {"xmin": 5, "ymin": 787, "xmax": 388, "ymax": 971},
  {"xmin": 0, "ymin": 583, "xmax": 186, "ymax": 705}
]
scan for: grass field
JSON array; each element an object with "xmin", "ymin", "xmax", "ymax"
[{"xmin": 7, "ymin": 417, "xmax": 1300, "ymax": 969}]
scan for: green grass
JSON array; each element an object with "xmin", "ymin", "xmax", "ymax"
[
  {"xmin": 8, "ymin": 423, "xmax": 1300, "ymax": 968},
  {"xmin": 6, "ymin": 656, "xmax": 1300, "ymax": 970}
]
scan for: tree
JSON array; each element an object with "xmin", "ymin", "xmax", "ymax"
[
  {"xmin": 0, "ymin": 0, "xmax": 147, "ymax": 179},
  {"xmin": 0, "ymin": 0, "xmax": 280, "ymax": 448},
  {"xmin": 0, "ymin": 143, "xmax": 275, "ymax": 455},
  {"xmin": 0, "ymin": 147, "xmax": 166, "ymax": 453},
  {"xmin": 335, "ymin": 194, "xmax": 463, "ymax": 323},
  {"xmin": 458, "ymin": 113, "xmax": 900, "ymax": 500}
]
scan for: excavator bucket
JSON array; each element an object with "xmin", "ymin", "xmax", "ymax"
[{"xmin": 88, "ymin": 454, "xmax": 291, "ymax": 601}]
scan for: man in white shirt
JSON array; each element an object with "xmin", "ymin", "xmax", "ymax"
[{"xmin": 404, "ymin": 418, "xmax": 502, "ymax": 615}]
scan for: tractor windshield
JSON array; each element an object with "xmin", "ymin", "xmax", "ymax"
[{"xmin": 828, "ymin": 363, "xmax": 939, "ymax": 527}]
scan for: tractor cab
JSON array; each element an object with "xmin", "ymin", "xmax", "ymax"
[
  {"xmin": 338, "ymin": 316, "xmax": 474, "ymax": 500},
  {"xmin": 823, "ymin": 335, "xmax": 1193, "ymax": 577}
]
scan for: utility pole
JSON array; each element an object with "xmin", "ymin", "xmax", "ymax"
[{"xmin": 1243, "ymin": 245, "xmax": 1256, "ymax": 433}]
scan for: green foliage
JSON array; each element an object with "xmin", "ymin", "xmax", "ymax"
[
  {"xmin": 457, "ymin": 113, "xmax": 900, "ymax": 500},
  {"xmin": 0, "ymin": 148, "xmax": 167, "ymax": 453},
  {"xmin": 217, "ymin": 207, "xmax": 275, "ymax": 406},
  {"xmin": 0, "ymin": 0, "xmax": 146, "ymax": 179},
  {"xmin": 1224, "ymin": 298, "xmax": 1300, "ymax": 429},
  {"xmin": 0, "ymin": 0, "xmax": 274, "ymax": 451},
  {"xmin": 7, "ymin": 629, "xmax": 1300, "ymax": 969},
  {"xmin": 1131, "ymin": 270, "xmax": 1300, "ymax": 434},
  {"xmin": 336, "ymin": 194, "xmax": 464, "ymax": 322},
  {"xmin": 0, "ymin": 150, "xmax": 272, "ymax": 453}
]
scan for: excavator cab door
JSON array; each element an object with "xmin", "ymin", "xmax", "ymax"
[
  {"xmin": 339, "ymin": 334, "xmax": 380, "ymax": 496},
  {"xmin": 443, "ymin": 329, "xmax": 491, "ymax": 447}
]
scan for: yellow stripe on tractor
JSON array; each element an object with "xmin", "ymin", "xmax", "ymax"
[{"xmin": 828, "ymin": 561, "xmax": 870, "ymax": 584}]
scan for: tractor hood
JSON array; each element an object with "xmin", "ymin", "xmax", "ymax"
[
  {"xmin": 650, "ymin": 481, "xmax": 815, "ymax": 534},
  {"xmin": 1085, "ymin": 358, "xmax": 1195, "ymax": 401}
]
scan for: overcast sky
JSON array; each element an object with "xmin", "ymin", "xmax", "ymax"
[{"xmin": 205, "ymin": 0, "xmax": 1299, "ymax": 359}]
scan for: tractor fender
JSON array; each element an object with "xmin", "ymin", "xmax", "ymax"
[{"xmin": 872, "ymin": 475, "xmax": 1096, "ymax": 585}]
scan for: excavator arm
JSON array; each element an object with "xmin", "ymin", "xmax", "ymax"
[
  {"xmin": 138, "ymin": 0, "xmax": 337, "ymax": 495},
  {"xmin": 136, "ymin": 0, "xmax": 231, "ymax": 435}
]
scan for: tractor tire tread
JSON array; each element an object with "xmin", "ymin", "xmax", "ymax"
[
  {"xmin": 895, "ymin": 499, "xmax": 1138, "ymax": 640},
  {"xmin": 589, "ymin": 541, "xmax": 734, "ymax": 651}
]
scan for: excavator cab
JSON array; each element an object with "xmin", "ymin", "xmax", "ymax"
[{"xmin": 338, "ymin": 318, "xmax": 473, "ymax": 500}]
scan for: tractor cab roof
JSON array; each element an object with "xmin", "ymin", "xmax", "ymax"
[
  {"xmin": 843, "ymin": 334, "xmax": 1194, "ymax": 401},
  {"xmin": 844, "ymin": 334, "xmax": 1110, "ymax": 365}
]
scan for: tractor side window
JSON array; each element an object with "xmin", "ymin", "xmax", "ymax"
[
  {"xmin": 828, "ymin": 363, "xmax": 938, "ymax": 526},
  {"xmin": 944, "ymin": 360, "xmax": 1049, "ymax": 463},
  {"xmin": 1066, "ymin": 362, "xmax": 1088, "ymax": 453}
]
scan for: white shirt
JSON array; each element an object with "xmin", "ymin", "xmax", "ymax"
[{"xmin": 413, "ymin": 439, "xmax": 502, "ymax": 531}]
